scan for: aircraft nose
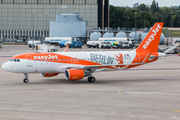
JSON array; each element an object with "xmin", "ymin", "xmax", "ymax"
[{"xmin": 2, "ymin": 62, "xmax": 8, "ymax": 71}]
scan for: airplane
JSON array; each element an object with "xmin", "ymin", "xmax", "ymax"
[{"xmin": 1, "ymin": 22, "xmax": 166, "ymax": 83}]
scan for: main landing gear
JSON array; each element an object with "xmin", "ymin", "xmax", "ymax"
[
  {"xmin": 85, "ymin": 70, "xmax": 96, "ymax": 83},
  {"xmin": 23, "ymin": 73, "xmax": 29, "ymax": 83},
  {"xmin": 87, "ymin": 77, "xmax": 96, "ymax": 82}
]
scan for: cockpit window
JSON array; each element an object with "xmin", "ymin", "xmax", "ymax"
[{"xmin": 9, "ymin": 59, "xmax": 20, "ymax": 62}]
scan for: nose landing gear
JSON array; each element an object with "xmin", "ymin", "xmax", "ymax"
[{"xmin": 23, "ymin": 73, "xmax": 29, "ymax": 83}]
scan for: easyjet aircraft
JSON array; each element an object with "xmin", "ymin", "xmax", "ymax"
[{"xmin": 2, "ymin": 23, "xmax": 166, "ymax": 83}]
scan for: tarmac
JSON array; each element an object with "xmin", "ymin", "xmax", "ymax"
[{"xmin": 0, "ymin": 45, "xmax": 180, "ymax": 120}]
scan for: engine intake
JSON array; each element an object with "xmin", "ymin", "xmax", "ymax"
[
  {"xmin": 41, "ymin": 73, "xmax": 59, "ymax": 77},
  {"xmin": 65, "ymin": 69, "xmax": 84, "ymax": 81}
]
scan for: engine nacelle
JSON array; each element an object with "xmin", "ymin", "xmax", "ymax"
[
  {"xmin": 41, "ymin": 73, "xmax": 59, "ymax": 77},
  {"xmin": 65, "ymin": 69, "xmax": 84, "ymax": 81}
]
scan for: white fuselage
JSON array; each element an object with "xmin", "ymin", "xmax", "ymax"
[{"xmin": 2, "ymin": 50, "xmax": 137, "ymax": 74}]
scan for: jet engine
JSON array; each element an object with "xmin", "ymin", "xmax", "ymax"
[
  {"xmin": 65, "ymin": 69, "xmax": 84, "ymax": 81},
  {"xmin": 41, "ymin": 73, "xmax": 59, "ymax": 77}
]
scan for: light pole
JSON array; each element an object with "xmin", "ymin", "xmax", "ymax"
[
  {"xmin": 171, "ymin": 11, "xmax": 173, "ymax": 44},
  {"xmin": 45, "ymin": 12, "xmax": 47, "ymax": 37},
  {"xmin": 135, "ymin": 12, "xmax": 137, "ymax": 41},
  {"xmin": 32, "ymin": 11, "xmax": 35, "ymax": 50}
]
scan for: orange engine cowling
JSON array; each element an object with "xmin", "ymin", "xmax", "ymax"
[
  {"xmin": 41, "ymin": 73, "xmax": 59, "ymax": 77},
  {"xmin": 65, "ymin": 69, "xmax": 84, "ymax": 81}
]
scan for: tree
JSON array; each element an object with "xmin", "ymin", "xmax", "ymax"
[
  {"xmin": 110, "ymin": 5, "xmax": 117, "ymax": 27},
  {"xmin": 174, "ymin": 15, "xmax": 180, "ymax": 27},
  {"xmin": 115, "ymin": 7, "xmax": 132, "ymax": 28},
  {"xmin": 150, "ymin": 0, "xmax": 158, "ymax": 13},
  {"xmin": 159, "ymin": 7, "xmax": 171, "ymax": 15},
  {"xmin": 110, "ymin": 3, "xmax": 180, "ymax": 28},
  {"xmin": 110, "ymin": 6, "xmax": 132, "ymax": 28},
  {"xmin": 138, "ymin": 4, "xmax": 149, "ymax": 12},
  {"xmin": 139, "ymin": 11, "xmax": 152, "ymax": 27}
]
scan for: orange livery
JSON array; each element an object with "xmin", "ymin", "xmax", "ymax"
[{"xmin": 2, "ymin": 23, "xmax": 166, "ymax": 83}]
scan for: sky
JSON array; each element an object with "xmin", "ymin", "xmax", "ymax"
[{"xmin": 109, "ymin": 0, "xmax": 180, "ymax": 7}]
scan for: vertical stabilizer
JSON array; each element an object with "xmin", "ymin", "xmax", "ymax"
[{"xmin": 136, "ymin": 23, "xmax": 164, "ymax": 52}]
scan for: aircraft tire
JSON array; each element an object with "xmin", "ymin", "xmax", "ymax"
[
  {"xmin": 23, "ymin": 79, "xmax": 28, "ymax": 83},
  {"xmin": 88, "ymin": 77, "xmax": 96, "ymax": 83}
]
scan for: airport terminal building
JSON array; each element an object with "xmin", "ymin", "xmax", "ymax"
[{"xmin": 0, "ymin": 0, "xmax": 109, "ymax": 39}]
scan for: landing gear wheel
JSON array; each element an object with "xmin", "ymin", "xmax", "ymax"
[
  {"xmin": 23, "ymin": 73, "xmax": 29, "ymax": 83},
  {"xmin": 23, "ymin": 79, "xmax": 28, "ymax": 83},
  {"xmin": 88, "ymin": 77, "xmax": 96, "ymax": 83}
]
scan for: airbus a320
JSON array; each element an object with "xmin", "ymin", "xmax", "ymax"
[{"xmin": 2, "ymin": 23, "xmax": 166, "ymax": 83}]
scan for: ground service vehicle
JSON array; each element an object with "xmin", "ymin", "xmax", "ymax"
[
  {"xmin": 175, "ymin": 38, "xmax": 180, "ymax": 44},
  {"xmin": 112, "ymin": 42, "xmax": 121, "ymax": 49},
  {"xmin": 86, "ymin": 41, "xmax": 99, "ymax": 48},
  {"xmin": 27, "ymin": 40, "xmax": 41, "ymax": 48},
  {"xmin": 99, "ymin": 41, "xmax": 111, "ymax": 49},
  {"xmin": 166, "ymin": 38, "xmax": 180, "ymax": 54},
  {"xmin": 2, "ymin": 23, "xmax": 166, "ymax": 83},
  {"xmin": 99, "ymin": 37, "xmax": 133, "ymax": 47},
  {"xmin": 59, "ymin": 41, "xmax": 71, "ymax": 48},
  {"xmin": 69, "ymin": 41, "xmax": 82, "ymax": 48},
  {"xmin": 119, "ymin": 41, "xmax": 131, "ymax": 49},
  {"xmin": 45, "ymin": 37, "xmax": 72, "ymax": 46},
  {"xmin": 35, "ymin": 44, "xmax": 58, "ymax": 53}
]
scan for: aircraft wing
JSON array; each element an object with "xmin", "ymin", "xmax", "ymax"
[
  {"xmin": 66, "ymin": 63, "xmax": 141, "ymax": 70},
  {"xmin": 127, "ymin": 67, "xmax": 180, "ymax": 71},
  {"xmin": 54, "ymin": 63, "xmax": 142, "ymax": 73}
]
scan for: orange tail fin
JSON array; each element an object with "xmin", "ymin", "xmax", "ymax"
[{"xmin": 136, "ymin": 22, "xmax": 164, "ymax": 52}]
